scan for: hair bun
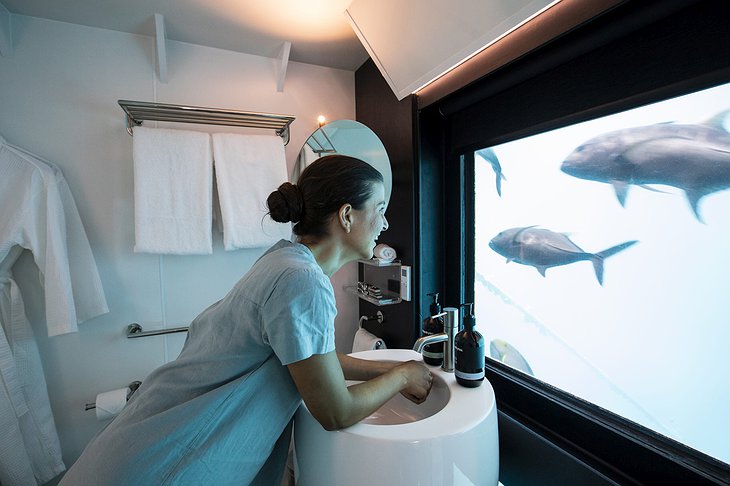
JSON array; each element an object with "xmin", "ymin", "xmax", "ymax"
[{"xmin": 267, "ymin": 182, "xmax": 304, "ymax": 223}]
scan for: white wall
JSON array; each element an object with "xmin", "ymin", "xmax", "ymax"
[{"xmin": 0, "ymin": 14, "xmax": 361, "ymax": 475}]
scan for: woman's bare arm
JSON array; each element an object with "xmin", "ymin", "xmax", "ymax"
[
  {"xmin": 336, "ymin": 352, "xmax": 398, "ymax": 380},
  {"xmin": 336, "ymin": 352, "xmax": 431, "ymax": 405},
  {"xmin": 287, "ymin": 351, "xmax": 432, "ymax": 431}
]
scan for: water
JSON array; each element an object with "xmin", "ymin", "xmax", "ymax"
[{"xmin": 473, "ymin": 81, "xmax": 730, "ymax": 465}]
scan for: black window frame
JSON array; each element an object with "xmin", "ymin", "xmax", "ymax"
[{"xmin": 418, "ymin": 0, "xmax": 730, "ymax": 483}]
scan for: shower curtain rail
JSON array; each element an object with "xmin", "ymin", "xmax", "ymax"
[{"xmin": 118, "ymin": 99, "xmax": 295, "ymax": 144}]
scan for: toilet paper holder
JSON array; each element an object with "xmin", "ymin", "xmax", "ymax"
[
  {"xmin": 84, "ymin": 381, "xmax": 142, "ymax": 411},
  {"xmin": 358, "ymin": 311, "xmax": 384, "ymax": 328}
]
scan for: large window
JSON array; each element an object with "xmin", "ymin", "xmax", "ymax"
[
  {"xmin": 473, "ymin": 80, "xmax": 730, "ymax": 465},
  {"xmin": 419, "ymin": 0, "xmax": 730, "ymax": 482}
]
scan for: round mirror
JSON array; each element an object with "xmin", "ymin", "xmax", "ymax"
[{"xmin": 294, "ymin": 120, "xmax": 392, "ymax": 205}]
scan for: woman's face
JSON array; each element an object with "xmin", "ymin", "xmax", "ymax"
[{"xmin": 349, "ymin": 182, "xmax": 389, "ymax": 259}]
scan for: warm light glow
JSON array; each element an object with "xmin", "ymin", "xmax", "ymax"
[
  {"xmin": 206, "ymin": 0, "xmax": 355, "ymax": 43},
  {"xmin": 317, "ymin": 115, "xmax": 327, "ymax": 127}
]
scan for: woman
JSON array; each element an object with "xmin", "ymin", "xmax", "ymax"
[{"xmin": 60, "ymin": 155, "xmax": 433, "ymax": 486}]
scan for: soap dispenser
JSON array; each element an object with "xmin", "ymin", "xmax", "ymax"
[
  {"xmin": 422, "ymin": 292, "xmax": 444, "ymax": 366},
  {"xmin": 454, "ymin": 303, "xmax": 485, "ymax": 387}
]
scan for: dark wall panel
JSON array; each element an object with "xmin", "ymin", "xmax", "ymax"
[{"xmin": 355, "ymin": 59, "xmax": 419, "ymax": 348}]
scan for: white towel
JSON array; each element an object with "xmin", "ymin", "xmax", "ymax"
[
  {"xmin": 373, "ymin": 243, "xmax": 397, "ymax": 262},
  {"xmin": 133, "ymin": 126, "xmax": 213, "ymax": 254},
  {"xmin": 290, "ymin": 142, "xmax": 318, "ymax": 182},
  {"xmin": 212, "ymin": 133, "xmax": 292, "ymax": 250}
]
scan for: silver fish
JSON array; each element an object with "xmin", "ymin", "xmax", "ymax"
[
  {"xmin": 476, "ymin": 147, "xmax": 506, "ymax": 196},
  {"xmin": 489, "ymin": 339, "xmax": 534, "ymax": 376},
  {"xmin": 489, "ymin": 226, "xmax": 638, "ymax": 285},
  {"xmin": 560, "ymin": 110, "xmax": 730, "ymax": 222}
]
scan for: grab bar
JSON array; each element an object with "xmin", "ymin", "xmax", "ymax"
[{"xmin": 126, "ymin": 323, "xmax": 189, "ymax": 339}]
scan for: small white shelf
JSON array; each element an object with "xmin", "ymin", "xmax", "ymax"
[
  {"xmin": 344, "ymin": 285, "xmax": 402, "ymax": 306},
  {"xmin": 358, "ymin": 258, "xmax": 400, "ymax": 267}
]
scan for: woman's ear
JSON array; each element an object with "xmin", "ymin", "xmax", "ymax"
[{"xmin": 339, "ymin": 203, "xmax": 353, "ymax": 233}]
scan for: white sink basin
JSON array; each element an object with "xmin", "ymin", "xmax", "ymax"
[
  {"xmin": 294, "ymin": 349, "xmax": 499, "ymax": 486},
  {"xmin": 353, "ymin": 371, "xmax": 449, "ymax": 425}
]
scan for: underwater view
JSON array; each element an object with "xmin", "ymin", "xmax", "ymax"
[{"xmin": 474, "ymin": 81, "xmax": 730, "ymax": 464}]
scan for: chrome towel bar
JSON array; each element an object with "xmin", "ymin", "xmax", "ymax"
[
  {"xmin": 126, "ymin": 322, "xmax": 189, "ymax": 339},
  {"xmin": 118, "ymin": 99, "xmax": 295, "ymax": 144}
]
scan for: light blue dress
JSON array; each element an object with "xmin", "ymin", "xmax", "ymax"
[{"xmin": 60, "ymin": 240, "xmax": 336, "ymax": 485}]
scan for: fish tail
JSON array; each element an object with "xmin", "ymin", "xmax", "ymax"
[
  {"xmin": 592, "ymin": 240, "xmax": 639, "ymax": 285},
  {"xmin": 495, "ymin": 169, "xmax": 505, "ymax": 196},
  {"xmin": 596, "ymin": 240, "xmax": 638, "ymax": 259},
  {"xmin": 590, "ymin": 258, "xmax": 605, "ymax": 286}
]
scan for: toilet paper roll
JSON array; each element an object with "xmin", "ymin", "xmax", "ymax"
[
  {"xmin": 352, "ymin": 327, "xmax": 387, "ymax": 353},
  {"xmin": 373, "ymin": 243, "xmax": 396, "ymax": 263},
  {"xmin": 95, "ymin": 387, "xmax": 129, "ymax": 421}
]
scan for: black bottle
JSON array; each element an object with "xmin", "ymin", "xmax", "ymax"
[
  {"xmin": 422, "ymin": 292, "xmax": 444, "ymax": 366},
  {"xmin": 454, "ymin": 303, "xmax": 485, "ymax": 388}
]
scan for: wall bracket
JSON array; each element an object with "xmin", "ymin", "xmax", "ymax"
[
  {"xmin": 154, "ymin": 13, "xmax": 168, "ymax": 83},
  {"xmin": 276, "ymin": 40, "xmax": 292, "ymax": 92}
]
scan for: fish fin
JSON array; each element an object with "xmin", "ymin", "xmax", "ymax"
[
  {"xmin": 708, "ymin": 146, "xmax": 730, "ymax": 155},
  {"xmin": 505, "ymin": 257, "xmax": 514, "ymax": 264},
  {"xmin": 476, "ymin": 147, "xmax": 500, "ymax": 164},
  {"xmin": 536, "ymin": 266, "xmax": 547, "ymax": 277},
  {"xmin": 591, "ymin": 258, "xmax": 605, "ymax": 286},
  {"xmin": 685, "ymin": 190, "xmax": 706, "ymax": 223},
  {"xmin": 612, "ymin": 181, "xmax": 630, "ymax": 207},
  {"xmin": 702, "ymin": 109, "xmax": 730, "ymax": 132},
  {"xmin": 637, "ymin": 184, "xmax": 669, "ymax": 194},
  {"xmin": 511, "ymin": 225, "xmax": 538, "ymax": 245},
  {"xmin": 543, "ymin": 241, "xmax": 587, "ymax": 255}
]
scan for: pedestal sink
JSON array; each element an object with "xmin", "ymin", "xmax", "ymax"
[{"xmin": 293, "ymin": 349, "xmax": 499, "ymax": 486}]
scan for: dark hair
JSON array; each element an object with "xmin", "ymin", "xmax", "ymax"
[{"xmin": 267, "ymin": 155, "xmax": 384, "ymax": 237}]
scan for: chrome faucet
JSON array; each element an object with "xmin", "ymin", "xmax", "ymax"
[{"xmin": 412, "ymin": 307, "xmax": 459, "ymax": 372}]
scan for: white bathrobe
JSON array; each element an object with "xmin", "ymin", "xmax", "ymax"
[{"xmin": 0, "ymin": 136, "xmax": 108, "ymax": 485}]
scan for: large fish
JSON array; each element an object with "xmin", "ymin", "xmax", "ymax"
[
  {"xmin": 489, "ymin": 339, "xmax": 534, "ymax": 376},
  {"xmin": 476, "ymin": 147, "xmax": 506, "ymax": 196},
  {"xmin": 560, "ymin": 110, "xmax": 730, "ymax": 221},
  {"xmin": 489, "ymin": 226, "xmax": 637, "ymax": 285}
]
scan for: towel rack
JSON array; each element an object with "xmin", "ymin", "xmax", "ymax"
[
  {"xmin": 305, "ymin": 126, "xmax": 337, "ymax": 155},
  {"xmin": 118, "ymin": 100, "xmax": 295, "ymax": 145}
]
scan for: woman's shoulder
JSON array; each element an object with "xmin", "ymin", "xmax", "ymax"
[
  {"xmin": 254, "ymin": 240, "xmax": 324, "ymax": 282},
  {"xmin": 259, "ymin": 240, "xmax": 312, "ymax": 266}
]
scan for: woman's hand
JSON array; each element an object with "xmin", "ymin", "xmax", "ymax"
[
  {"xmin": 395, "ymin": 360, "xmax": 433, "ymax": 404},
  {"xmin": 288, "ymin": 353, "xmax": 434, "ymax": 430}
]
